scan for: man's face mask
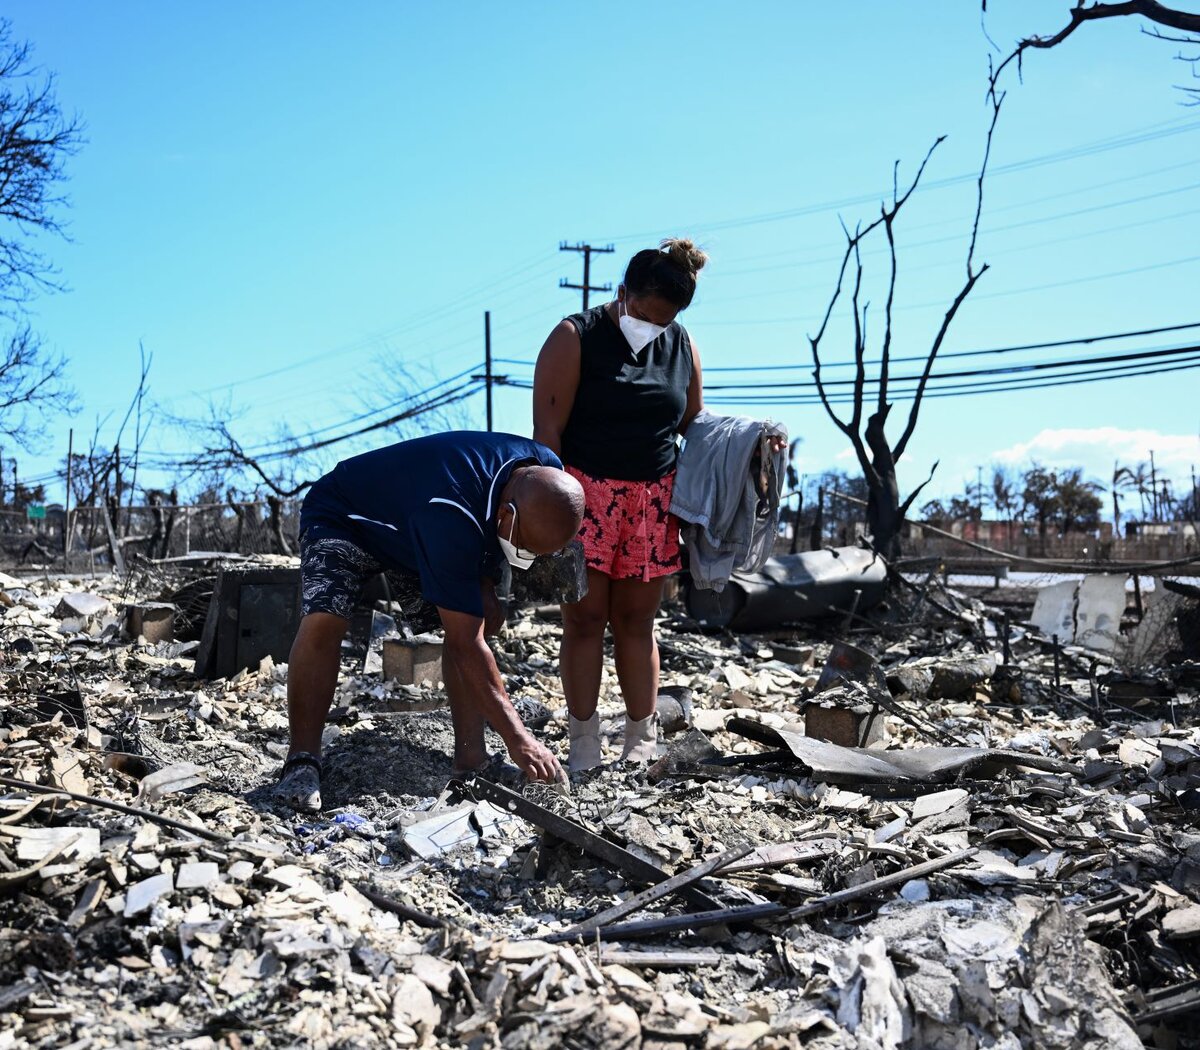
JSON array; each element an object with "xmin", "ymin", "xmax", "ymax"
[
  {"xmin": 499, "ymin": 502, "xmax": 536, "ymax": 570},
  {"xmin": 618, "ymin": 296, "xmax": 667, "ymax": 356}
]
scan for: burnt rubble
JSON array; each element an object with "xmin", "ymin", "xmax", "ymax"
[{"xmin": 1, "ymin": 561, "xmax": 1198, "ymax": 1049}]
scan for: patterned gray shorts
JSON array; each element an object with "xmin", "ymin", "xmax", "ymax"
[{"xmin": 300, "ymin": 533, "xmax": 441, "ymax": 633}]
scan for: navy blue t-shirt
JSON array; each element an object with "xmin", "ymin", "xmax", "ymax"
[{"xmin": 300, "ymin": 431, "xmax": 562, "ymax": 618}]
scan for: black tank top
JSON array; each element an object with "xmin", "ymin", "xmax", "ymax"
[{"xmin": 560, "ymin": 304, "xmax": 693, "ymax": 481}]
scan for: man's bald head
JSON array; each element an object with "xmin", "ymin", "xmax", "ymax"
[{"xmin": 497, "ymin": 466, "xmax": 584, "ymax": 555}]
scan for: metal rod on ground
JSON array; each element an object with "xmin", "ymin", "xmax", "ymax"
[
  {"xmin": 0, "ymin": 774, "xmax": 227, "ymax": 843},
  {"xmin": 549, "ymin": 842, "xmax": 756, "ymax": 943},
  {"xmin": 1132, "ymin": 573, "xmax": 1144, "ymax": 621},
  {"xmin": 1052, "ymin": 634, "xmax": 1061, "ymax": 691},
  {"xmin": 1001, "ymin": 612, "xmax": 1011, "ymax": 665},
  {"xmin": 841, "ymin": 588, "xmax": 863, "ymax": 632},
  {"xmin": 559, "ymin": 848, "xmax": 980, "ymax": 943},
  {"xmin": 783, "ymin": 847, "xmax": 979, "ymax": 921}
]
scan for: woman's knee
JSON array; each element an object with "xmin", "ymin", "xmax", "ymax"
[
  {"xmin": 608, "ymin": 609, "xmax": 656, "ymax": 639},
  {"xmin": 562, "ymin": 604, "xmax": 608, "ymax": 638}
]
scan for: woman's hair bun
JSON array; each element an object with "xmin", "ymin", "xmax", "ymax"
[{"xmin": 660, "ymin": 237, "xmax": 708, "ymax": 276}]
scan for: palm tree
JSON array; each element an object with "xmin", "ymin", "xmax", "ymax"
[
  {"xmin": 990, "ymin": 465, "xmax": 1018, "ymax": 522},
  {"xmin": 1112, "ymin": 461, "xmax": 1150, "ymax": 530}
]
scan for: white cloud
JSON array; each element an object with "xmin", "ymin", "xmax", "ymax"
[
  {"xmin": 993, "ymin": 427, "xmax": 1200, "ymax": 475},
  {"xmin": 835, "ymin": 446, "xmax": 857, "ymax": 462}
]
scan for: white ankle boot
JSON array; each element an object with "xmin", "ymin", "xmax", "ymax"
[
  {"xmin": 568, "ymin": 712, "xmax": 602, "ymax": 772},
  {"xmin": 621, "ymin": 713, "xmax": 658, "ymax": 763}
]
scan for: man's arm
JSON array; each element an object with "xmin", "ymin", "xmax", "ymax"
[{"xmin": 438, "ymin": 606, "xmax": 564, "ymax": 783}]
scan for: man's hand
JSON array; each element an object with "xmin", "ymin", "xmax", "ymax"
[
  {"xmin": 480, "ymin": 581, "xmax": 505, "ymax": 637},
  {"xmin": 506, "ymin": 730, "xmax": 565, "ymax": 784}
]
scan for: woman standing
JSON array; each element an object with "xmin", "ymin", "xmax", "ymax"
[{"xmin": 532, "ymin": 238, "xmax": 706, "ymax": 771}]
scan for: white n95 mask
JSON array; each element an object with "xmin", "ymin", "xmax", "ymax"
[
  {"xmin": 618, "ymin": 299, "xmax": 667, "ymax": 356},
  {"xmin": 499, "ymin": 502, "xmax": 536, "ymax": 570}
]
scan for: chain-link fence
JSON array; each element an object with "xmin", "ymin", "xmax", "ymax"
[{"xmin": 0, "ymin": 500, "xmax": 301, "ymax": 571}]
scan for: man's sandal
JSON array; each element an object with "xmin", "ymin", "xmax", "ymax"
[{"xmin": 274, "ymin": 751, "xmax": 323, "ymax": 813}]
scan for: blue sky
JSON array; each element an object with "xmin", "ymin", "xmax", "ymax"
[{"xmin": 5, "ymin": 1, "xmax": 1200, "ymax": 509}]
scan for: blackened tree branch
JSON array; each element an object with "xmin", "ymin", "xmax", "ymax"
[{"xmin": 990, "ymin": 2, "xmax": 1200, "ymax": 100}]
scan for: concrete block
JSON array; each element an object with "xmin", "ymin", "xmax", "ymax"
[
  {"xmin": 382, "ymin": 635, "xmax": 443, "ymax": 686},
  {"xmin": 127, "ymin": 603, "xmax": 176, "ymax": 644},
  {"xmin": 54, "ymin": 592, "xmax": 111, "ymax": 620},
  {"xmin": 803, "ymin": 702, "xmax": 886, "ymax": 748}
]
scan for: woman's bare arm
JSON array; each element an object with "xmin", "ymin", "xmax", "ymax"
[{"xmin": 532, "ymin": 320, "xmax": 581, "ymax": 456}]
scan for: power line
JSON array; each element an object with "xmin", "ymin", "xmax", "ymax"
[
  {"xmin": 702, "ymin": 341, "xmax": 1200, "ymax": 392},
  {"xmin": 594, "ymin": 115, "xmax": 1200, "ymax": 242},
  {"xmin": 706, "ymin": 356, "xmax": 1200, "ymax": 405},
  {"xmin": 715, "ymin": 186, "xmax": 1200, "ymax": 284},
  {"xmin": 711, "ymin": 156, "xmax": 1200, "ymax": 272},
  {"xmin": 181, "ymin": 380, "xmax": 484, "ymax": 467},
  {"xmin": 699, "ymin": 252, "xmax": 1200, "ymax": 327},
  {"xmin": 494, "ymin": 319, "xmax": 1200, "ymax": 374}
]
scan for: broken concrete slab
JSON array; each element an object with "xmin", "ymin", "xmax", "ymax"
[
  {"xmin": 175, "ymin": 862, "xmax": 220, "ymax": 890},
  {"xmin": 53, "ymin": 592, "xmax": 112, "ymax": 620},
  {"xmin": 1162, "ymin": 903, "xmax": 1200, "ymax": 940},
  {"xmin": 137, "ymin": 762, "xmax": 208, "ymax": 803},
  {"xmin": 124, "ymin": 872, "xmax": 174, "ymax": 917},
  {"xmin": 911, "ymin": 788, "xmax": 969, "ymax": 821}
]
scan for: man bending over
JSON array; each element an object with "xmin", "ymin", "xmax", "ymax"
[{"xmin": 276, "ymin": 430, "xmax": 585, "ymax": 811}]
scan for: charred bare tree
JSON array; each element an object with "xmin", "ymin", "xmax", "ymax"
[
  {"xmin": 227, "ymin": 488, "xmax": 246, "ymax": 553},
  {"xmin": 810, "ymin": 83, "xmax": 1003, "ymax": 560},
  {"xmin": 143, "ymin": 487, "xmax": 179, "ymax": 559},
  {"xmin": 0, "ymin": 21, "xmax": 82, "ymax": 448},
  {"xmin": 265, "ymin": 494, "xmax": 292, "ymax": 556},
  {"xmin": 0, "ymin": 326, "xmax": 75, "ymax": 450},
  {"xmin": 989, "ymin": 1, "xmax": 1200, "ymax": 101}
]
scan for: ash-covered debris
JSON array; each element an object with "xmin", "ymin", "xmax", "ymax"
[{"xmin": 1, "ymin": 563, "xmax": 1198, "ymax": 1048}]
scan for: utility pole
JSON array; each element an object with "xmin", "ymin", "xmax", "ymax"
[
  {"xmin": 472, "ymin": 312, "xmax": 508, "ymax": 431},
  {"xmin": 1149, "ymin": 449, "xmax": 1158, "ymax": 522},
  {"xmin": 484, "ymin": 310, "xmax": 493, "ymax": 432},
  {"xmin": 977, "ymin": 465, "xmax": 984, "ymax": 520},
  {"xmin": 64, "ymin": 428, "xmax": 73, "ymax": 565},
  {"xmin": 559, "ymin": 241, "xmax": 614, "ymax": 311}
]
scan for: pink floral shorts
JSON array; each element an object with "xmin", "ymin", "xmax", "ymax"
[{"xmin": 565, "ymin": 465, "xmax": 681, "ymax": 582}]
